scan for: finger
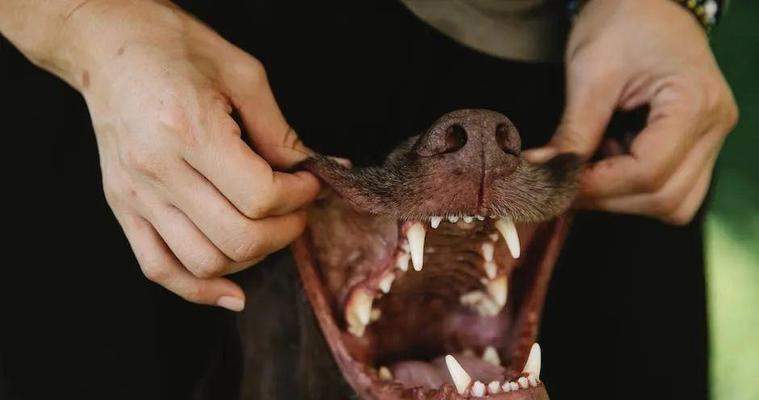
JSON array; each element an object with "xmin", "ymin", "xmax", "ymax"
[
  {"xmin": 223, "ymin": 57, "xmax": 313, "ymax": 168},
  {"xmin": 146, "ymin": 202, "xmax": 238, "ymax": 278},
  {"xmin": 578, "ymin": 132, "xmax": 721, "ymax": 223},
  {"xmin": 523, "ymin": 61, "xmax": 624, "ymax": 163},
  {"xmin": 578, "ymin": 96, "xmax": 705, "ymax": 198},
  {"xmin": 666, "ymin": 161, "xmax": 715, "ymax": 225},
  {"xmin": 158, "ymin": 160, "xmax": 309, "ymax": 262},
  {"xmin": 118, "ymin": 212, "xmax": 245, "ymax": 311},
  {"xmin": 184, "ymin": 116, "xmax": 320, "ymax": 219}
]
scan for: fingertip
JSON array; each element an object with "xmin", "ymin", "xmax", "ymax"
[
  {"xmin": 523, "ymin": 146, "xmax": 559, "ymax": 164},
  {"xmin": 217, "ymin": 295, "xmax": 245, "ymax": 312}
]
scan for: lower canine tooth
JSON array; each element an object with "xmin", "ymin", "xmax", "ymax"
[
  {"xmin": 430, "ymin": 216, "xmax": 442, "ymax": 229},
  {"xmin": 495, "ymin": 216, "xmax": 520, "ymax": 259},
  {"xmin": 482, "ymin": 346, "xmax": 501, "ymax": 366},
  {"xmin": 522, "ymin": 342, "xmax": 542, "ymax": 378},
  {"xmin": 471, "ymin": 381, "xmax": 485, "ymax": 397},
  {"xmin": 444, "ymin": 355, "xmax": 472, "ymax": 395},
  {"xmin": 406, "ymin": 222, "xmax": 426, "ymax": 271},
  {"xmin": 486, "ymin": 275, "xmax": 508, "ymax": 306},
  {"xmin": 346, "ymin": 290, "xmax": 373, "ymax": 337},
  {"xmin": 378, "ymin": 366, "xmax": 393, "ymax": 381}
]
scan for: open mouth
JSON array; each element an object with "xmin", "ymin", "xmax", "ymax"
[{"xmin": 292, "ymin": 110, "xmax": 581, "ymax": 399}]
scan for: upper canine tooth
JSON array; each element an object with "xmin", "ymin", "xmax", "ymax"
[
  {"xmin": 486, "ymin": 275, "xmax": 508, "ymax": 306},
  {"xmin": 447, "ymin": 215, "xmax": 459, "ymax": 223},
  {"xmin": 430, "ymin": 216, "xmax": 442, "ymax": 229},
  {"xmin": 406, "ymin": 222, "xmax": 426, "ymax": 271},
  {"xmin": 444, "ymin": 354, "xmax": 472, "ymax": 395},
  {"xmin": 481, "ymin": 242, "xmax": 494, "ymax": 262},
  {"xmin": 495, "ymin": 217, "xmax": 520, "ymax": 259},
  {"xmin": 522, "ymin": 342, "xmax": 542, "ymax": 379},
  {"xmin": 481, "ymin": 346, "xmax": 501, "ymax": 366},
  {"xmin": 346, "ymin": 290, "xmax": 373, "ymax": 337},
  {"xmin": 463, "ymin": 215, "xmax": 474, "ymax": 223},
  {"xmin": 378, "ymin": 273, "xmax": 395, "ymax": 293}
]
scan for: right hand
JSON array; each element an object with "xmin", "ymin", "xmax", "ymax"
[{"xmin": 70, "ymin": 1, "xmax": 320, "ymax": 310}]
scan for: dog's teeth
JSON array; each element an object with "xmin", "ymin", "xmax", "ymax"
[
  {"xmin": 495, "ymin": 216, "xmax": 520, "ymax": 259},
  {"xmin": 406, "ymin": 222, "xmax": 426, "ymax": 271},
  {"xmin": 346, "ymin": 290, "xmax": 373, "ymax": 337},
  {"xmin": 518, "ymin": 376, "xmax": 529, "ymax": 389},
  {"xmin": 370, "ymin": 308, "xmax": 381, "ymax": 322},
  {"xmin": 378, "ymin": 273, "xmax": 395, "ymax": 294},
  {"xmin": 481, "ymin": 346, "xmax": 501, "ymax": 366},
  {"xmin": 460, "ymin": 291, "xmax": 500, "ymax": 316},
  {"xmin": 471, "ymin": 381, "xmax": 485, "ymax": 397},
  {"xmin": 447, "ymin": 215, "xmax": 459, "ymax": 223},
  {"xmin": 501, "ymin": 381, "xmax": 512, "ymax": 393},
  {"xmin": 509, "ymin": 381, "xmax": 520, "ymax": 391},
  {"xmin": 444, "ymin": 355, "xmax": 472, "ymax": 395},
  {"xmin": 395, "ymin": 252, "xmax": 410, "ymax": 272},
  {"xmin": 483, "ymin": 261, "xmax": 497, "ymax": 280},
  {"xmin": 476, "ymin": 215, "xmax": 485, "ymax": 221},
  {"xmin": 487, "ymin": 380, "xmax": 502, "ymax": 394},
  {"xmin": 486, "ymin": 275, "xmax": 508, "ymax": 306},
  {"xmin": 430, "ymin": 216, "xmax": 442, "ymax": 229},
  {"xmin": 378, "ymin": 366, "xmax": 393, "ymax": 381},
  {"xmin": 480, "ymin": 242, "xmax": 494, "ymax": 262},
  {"xmin": 522, "ymin": 342, "xmax": 541, "ymax": 379},
  {"xmin": 528, "ymin": 375, "xmax": 539, "ymax": 387},
  {"xmin": 488, "ymin": 232, "xmax": 500, "ymax": 242},
  {"xmin": 463, "ymin": 215, "xmax": 474, "ymax": 223}
]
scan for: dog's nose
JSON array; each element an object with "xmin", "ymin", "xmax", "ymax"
[{"xmin": 414, "ymin": 109, "xmax": 521, "ymax": 172}]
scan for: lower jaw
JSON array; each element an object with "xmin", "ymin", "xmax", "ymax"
[{"xmin": 291, "ymin": 215, "xmax": 572, "ymax": 399}]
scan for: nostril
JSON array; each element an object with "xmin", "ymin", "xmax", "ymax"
[
  {"xmin": 496, "ymin": 122, "xmax": 521, "ymax": 155},
  {"xmin": 443, "ymin": 124, "xmax": 468, "ymax": 154}
]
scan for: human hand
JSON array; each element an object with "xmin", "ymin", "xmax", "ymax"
[
  {"xmin": 524, "ymin": 0, "xmax": 738, "ymax": 224},
  {"xmin": 66, "ymin": 1, "xmax": 320, "ymax": 310}
]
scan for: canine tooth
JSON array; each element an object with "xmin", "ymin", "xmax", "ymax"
[
  {"xmin": 396, "ymin": 253, "xmax": 410, "ymax": 272},
  {"xmin": 471, "ymin": 381, "xmax": 485, "ymax": 397},
  {"xmin": 370, "ymin": 308, "xmax": 382, "ymax": 322},
  {"xmin": 518, "ymin": 377, "xmax": 529, "ymax": 389},
  {"xmin": 482, "ymin": 346, "xmax": 501, "ymax": 366},
  {"xmin": 476, "ymin": 215, "xmax": 485, "ymax": 221},
  {"xmin": 487, "ymin": 381, "xmax": 501, "ymax": 394},
  {"xmin": 378, "ymin": 273, "xmax": 395, "ymax": 294},
  {"xmin": 430, "ymin": 216, "xmax": 442, "ymax": 229},
  {"xmin": 447, "ymin": 215, "xmax": 459, "ymax": 223},
  {"xmin": 378, "ymin": 366, "xmax": 393, "ymax": 381},
  {"xmin": 522, "ymin": 343, "xmax": 542, "ymax": 378},
  {"xmin": 346, "ymin": 291, "xmax": 373, "ymax": 337},
  {"xmin": 501, "ymin": 381, "xmax": 512, "ymax": 392},
  {"xmin": 483, "ymin": 261, "xmax": 497, "ymax": 280},
  {"xmin": 528, "ymin": 375, "xmax": 539, "ymax": 387},
  {"xmin": 406, "ymin": 222, "xmax": 426, "ymax": 271},
  {"xmin": 445, "ymin": 355, "xmax": 472, "ymax": 395},
  {"xmin": 488, "ymin": 233, "xmax": 500, "ymax": 242},
  {"xmin": 487, "ymin": 275, "xmax": 508, "ymax": 306},
  {"xmin": 480, "ymin": 242, "xmax": 494, "ymax": 262},
  {"xmin": 509, "ymin": 381, "xmax": 519, "ymax": 391},
  {"xmin": 463, "ymin": 215, "xmax": 474, "ymax": 223},
  {"xmin": 495, "ymin": 217, "xmax": 520, "ymax": 259}
]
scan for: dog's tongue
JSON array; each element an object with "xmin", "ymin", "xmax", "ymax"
[{"xmin": 390, "ymin": 353, "xmax": 506, "ymax": 390}]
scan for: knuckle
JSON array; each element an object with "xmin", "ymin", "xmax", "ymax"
[
  {"xmin": 648, "ymin": 192, "xmax": 680, "ymax": 217},
  {"xmin": 635, "ymin": 168, "xmax": 669, "ymax": 193},
  {"xmin": 663, "ymin": 211, "xmax": 694, "ymax": 226},
  {"xmin": 141, "ymin": 262, "xmax": 169, "ymax": 284},
  {"xmin": 724, "ymin": 98, "xmax": 739, "ymax": 132},
  {"xmin": 120, "ymin": 147, "xmax": 165, "ymax": 179},
  {"xmin": 234, "ymin": 56, "xmax": 268, "ymax": 88},
  {"xmin": 178, "ymin": 285, "xmax": 205, "ymax": 304},
  {"xmin": 191, "ymin": 253, "xmax": 229, "ymax": 278},
  {"xmin": 225, "ymin": 231, "xmax": 264, "ymax": 262}
]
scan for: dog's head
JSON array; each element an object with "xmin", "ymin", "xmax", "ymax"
[{"xmin": 292, "ymin": 109, "xmax": 582, "ymax": 399}]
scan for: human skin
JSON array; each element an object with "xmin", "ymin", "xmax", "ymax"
[
  {"xmin": 0, "ymin": 0, "xmax": 737, "ymax": 310},
  {"xmin": 0, "ymin": 0, "xmax": 321, "ymax": 311},
  {"xmin": 524, "ymin": 0, "xmax": 739, "ymax": 225}
]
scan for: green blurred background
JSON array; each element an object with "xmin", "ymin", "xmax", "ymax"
[{"xmin": 706, "ymin": 1, "xmax": 759, "ymax": 399}]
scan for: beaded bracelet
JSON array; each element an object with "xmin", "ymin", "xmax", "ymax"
[{"xmin": 567, "ymin": 0, "xmax": 722, "ymax": 31}]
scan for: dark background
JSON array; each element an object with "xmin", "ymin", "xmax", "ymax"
[{"xmin": 3, "ymin": 0, "xmax": 755, "ymax": 399}]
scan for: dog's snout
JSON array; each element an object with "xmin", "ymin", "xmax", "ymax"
[{"xmin": 415, "ymin": 109, "xmax": 521, "ymax": 163}]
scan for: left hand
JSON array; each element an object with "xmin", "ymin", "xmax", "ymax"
[{"xmin": 524, "ymin": 0, "xmax": 738, "ymax": 225}]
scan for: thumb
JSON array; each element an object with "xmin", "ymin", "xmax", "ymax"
[
  {"xmin": 227, "ymin": 64, "xmax": 313, "ymax": 169},
  {"xmin": 524, "ymin": 67, "xmax": 622, "ymax": 163}
]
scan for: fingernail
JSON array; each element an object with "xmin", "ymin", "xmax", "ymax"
[
  {"xmin": 524, "ymin": 147, "xmax": 559, "ymax": 164},
  {"xmin": 327, "ymin": 156, "xmax": 352, "ymax": 168},
  {"xmin": 217, "ymin": 296, "xmax": 245, "ymax": 312}
]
